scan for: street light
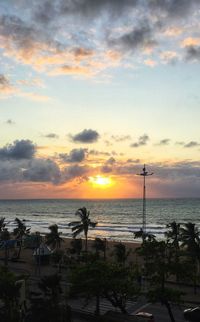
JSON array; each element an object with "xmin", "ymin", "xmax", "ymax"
[{"xmin": 137, "ymin": 164, "xmax": 153, "ymax": 233}]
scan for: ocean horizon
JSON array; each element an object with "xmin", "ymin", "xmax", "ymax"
[{"xmin": 0, "ymin": 198, "xmax": 199, "ymax": 242}]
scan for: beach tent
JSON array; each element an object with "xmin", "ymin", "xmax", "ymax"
[{"xmin": 33, "ymin": 243, "xmax": 52, "ymax": 265}]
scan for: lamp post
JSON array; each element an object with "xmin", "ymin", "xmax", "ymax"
[{"xmin": 137, "ymin": 164, "xmax": 153, "ymax": 233}]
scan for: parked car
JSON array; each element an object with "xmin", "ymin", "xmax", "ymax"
[
  {"xmin": 184, "ymin": 307, "xmax": 200, "ymax": 322},
  {"xmin": 135, "ymin": 311, "xmax": 155, "ymax": 322}
]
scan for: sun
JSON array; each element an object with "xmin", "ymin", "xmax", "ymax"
[{"xmin": 89, "ymin": 175, "xmax": 112, "ymax": 188}]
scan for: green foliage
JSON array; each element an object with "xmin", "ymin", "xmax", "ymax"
[
  {"xmin": 0, "ymin": 267, "xmax": 22, "ymax": 322},
  {"xmin": 113, "ymin": 242, "xmax": 131, "ymax": 264},
  {"xmin": 69, "ymin": 207, "xmax": 97, "ymax": 252},
  {"xmin": 13, "ymin": 217, "xmax": 30, "ymax": 259},
  {"xmin": 70, "ymin": 238, "xmax": 82, "ymax": 255},
  {"xmin": 92, "ymin": 238, "xmax": 106, "ymax": 260},
  {"xmin": 38, "ymin": 273, "xmax": 62, "ymax": 302},
  {"xmin": 51, "ymin": 249, "xmax": 64, "ymax": 264},
  {"xmin": 71, "ymin": 260, "xmax": 139, "ymax": 315},
  {"xmin": 45, "ymin": 224, "xmax": 63, "ymax": 250}
]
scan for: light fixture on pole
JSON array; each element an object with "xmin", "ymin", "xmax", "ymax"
[{"xmin": 137, "ymin": 164, "xmax": 153, "ymax": 233}]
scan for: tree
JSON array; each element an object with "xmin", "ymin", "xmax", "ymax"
[
  {"xmin": 13, "ymin": 218, "xmax": 30, "ymax": 259},
  {"xmin": 45, "ymin": 224, "xmax": 63, "ymax": 250},
  {"xmin": 71, "ymin": 260, "xmax": 139, "ymax": 316},
  {"xmin": 1, "ymin": 228, "xmax": 11, "ymax": 267},
  {"xmin": 92, "ymin": 238, "xmax": 107, "ymax": 260},
  {"xmin": 113, "ymin": 242, "xmax": 131, "ymax": 265},
  {"xmin": 165, "ymin": 221, "xmax": 181, "ymax": 281},
  {"xmin": 70, "ymin": 238, "xmax": 82, "ymax": 256},
  {"xmin": 27, "ymin": 274, "xmax": 70, "ymax": 322},
  {"xmin": 136, "ymin": 237, "xmax": 183, "ymax": 322},
  {"xmin": 0, "ymin": 267, "xmax": 22, "ymax": 322},
  {"xmin": 0, "ymin": 217, "xmax": 6, "ymax": 234},
  {"xmin": 69, "ymin": 207, "xmax": 97, "ymax": 252},
  {"xmin": 179, "ymin": 222, "xmax": 200, "ymax": 293}
]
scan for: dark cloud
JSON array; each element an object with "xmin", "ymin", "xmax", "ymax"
[
  {"xmin": 71, "ymin": 129, "xmax": 99, "ymax": 143},
  {"xmin": 109, "ymin": 24, "xmax": 156, "ymax": 53},
  {"xmin": 184, "ymin": 141, "xmax": 200, "ymax": 148},
  {"xmin": 23, "ymin": 159, "xmax": 61, "ymax": 184},
  {"xmin": 186, "ymin": 46, "xmax": 200, "ymax": 62},
  {"xmin": 131, "ymin": 134, "xmax": 150, "ymax": 148},
  {"xmin": 63, "ymin": 164, "xmax": 89, "ymax": 180},
  {"xmin": 0, "ymin": 74, "xmax": 14, "ymax": 93},
  {"xmin": 127, "ymin": 159, "xmax": 140, "ymax": 163},
  {"xmin": 106, "ymin": 157, "xmax": 116, "ymax": 165},
  {"xmin": 58, "ymin": 0, "xmax": 138, "ymax": 18},
  {"xmin": 44, "ymin": 133, "xmax": 59, "ymax": 139},
  {"xmin": 111, "ymin": 135, "xmax": 131, "ymax": 142},
  {"xmin": 0, "ymin": 74, "xmax": 10, "ymax": 88},
  {"xmin": 60, "ymin": 148, "xmax": 87, "ymax": 163},
  {"xmin": 148, "ymin": 0, "xmax": 199, "ymax": 18},
  {"xmin": 6, "ymin": 119, "xmax": 15, "ymax": 125},
  {"xmin": 88, "ymin": 149, "xmax": 110, "ymax": 157},
  {"xmin": 101, "ymin": 165, "xmax": 113, "ymax": 173},
  {"xmin": 157, "ymin": 139, "xmax": 170, "ymax": 146},
  {"xmin": 0, "ymin": 140, "xmax": 36, "ymax": 160}
]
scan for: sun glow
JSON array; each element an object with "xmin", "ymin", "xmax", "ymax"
[{"xmin": 89, "ymin": 175, "xmax": 112, "ymax": 188}]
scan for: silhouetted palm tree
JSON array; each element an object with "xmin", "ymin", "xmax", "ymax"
[
  {"xmin": 180, "ymin": 222, "xmax": 200, "ymax": 254},
  {"xmin": 180, "ymin": 222, "xmax": 200, "ymax": 293},
  {"xmin": 165, "ymin": 221, "xmax": 180, "ymax": 248},
  {"xmin": 69, "ymin": 207, "xmax": 97, "ymax": 252},
  {"xmin": 1, "ymin": 228, "xmax": 10, "ymax": 267},
  {"xmin": 92, "ymin": 238, "xmax": 107, "ymax": 260},
  {"xmin": 0, "ymin": 217, "xmax": 6, "ymax": 235},
  {"xmin": 45, "ymin": 224, "xmax": 63, "ymax": 250},
  {"xmin": 113, "ymin": 242, "xmax": 131, "ymax": 265},
  {"xmin": 13, "ymin": 218, "xmax": 30, "ymax": 259}
]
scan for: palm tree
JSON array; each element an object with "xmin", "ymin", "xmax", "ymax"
[
  {"xmin": 13, "ymin": 218, "xmax": 30, "ymax": 259},
  {"xmin": 113, "ymin": 242, "xmax": 131, "ymax": 265},
  {"xmin": 1, "ymin": 228, "xmax": 10, "ymax": 267},
  {"xmin": 165, "ymin": 221, "xmax": 180, "ymax": 248},
  {"xmin": 0, "ymin": 217, "xmax": 6, "ymax": 234},
  {"xmin": 45, "ymin": 224, "xmax": 63, "ymax": 250},
  {"xmin": 179, "ymin": 222, "xmax": 200, "ymax": 293},
  {"xmin": 165, "ymin": 221, "xmax": 181, "ymax": 281},
  {"xmin": 69, "ymin": 207, "xmax": 97, "ymax": 252},
  {"xmin": 92, "ymin": 238, "xmax": 107, "ymax": 260}
]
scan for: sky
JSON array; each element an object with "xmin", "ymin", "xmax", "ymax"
[{"xmin": 0, "ymin": 0, "xmax": 200, "ymax": 199}]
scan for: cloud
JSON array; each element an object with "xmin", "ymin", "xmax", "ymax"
[
  {"xmin": 106, "ymin": 157, "xmax": 116, "ymax": 165},
  {"xmin": 88, "ymin": 150, "xmax": 110, "ymax": 156},
  {"xmin": 157, "ymin": 139, "xmax": 170, "ymax": 146},
  {"xmin": 160, "ymin": 51, "xmax": 178, "ymax": 64},
  {"xmin": 185, "ymin": 46, "xmax": 200, "ymax": 62},
  {"xmin": 57, "ymin": 0, "xmax": 138, "ymax": 19},
  {"xmin": 0, "ymin": 140, "xmax": 36, "ymax": 160},
  {"xmin": 0, "ymin": 74, "xmax": 16, "ymax": 95},
  {"xmin": 6, "ymin": 119, "xmax": 15, "ymax": 125},
  {"xmin": 111, "ymin": 135, "xmax": 131, "ymax": 142},
  {"xmin": 19, "ymin": 92, "xmax": 51, "ymax": 102},
  {"xmin": 148, "ymin": 0, "xmax": 199, "ymax": 18},
  {"xmin": 108, "ymin": 24, "xmax": 156, "ymax": 53},
  {"xmin": 101, "ymin": 165, "xmax": 113, "ymax": 173},
  {"xmin": 60, "ymin": 148, "xmax": 87, "ymax": 163},
  {"xmin": 63, "ymin": 164, "xmax": 89, "ymax": 181},
  {"xmin": 181, "ymin": 37, "xmax": 200, "ymax": 47},
  {"xmin": 131, "ymin": 134, "xmax": 150, "ymax": 148},
  {"xmin": 184, "ymin": 141, "xmax": 200, "ymax": 148},
  {"xmin": 23, "ymin": 159, "xmax": 61, "ymax": 184},
  {"xmin": 43, "ymin": 133, "xmax": 59, "ymax": 139},
  {"xmin": 71, "ymin": 129, "xmax": 100, "ymax": 143},
  {"xmin": 144, "ymin": 59, "xmax": 157, "ymax": 67}
]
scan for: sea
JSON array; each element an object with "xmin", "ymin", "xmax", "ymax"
[{"xmin": 0, "ymin": 198, "xmax": 199, "ymax": 242}]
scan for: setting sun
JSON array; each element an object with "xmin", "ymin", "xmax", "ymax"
[{"xmin": 89, "ymin": 175, "xmax": 112, "ymax": 188}]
